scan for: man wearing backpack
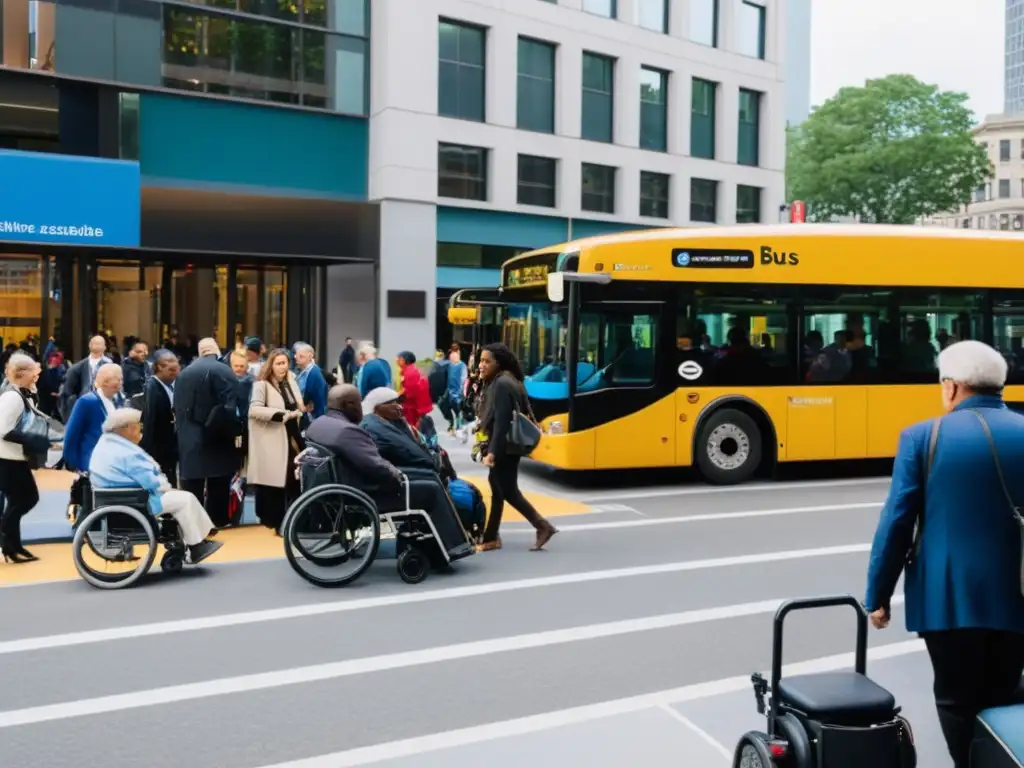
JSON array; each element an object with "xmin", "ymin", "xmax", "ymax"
[{"xmin": 440, "ymin": 347, "xmax": 467, "ymax": 434}]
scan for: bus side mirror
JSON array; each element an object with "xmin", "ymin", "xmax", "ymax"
[{"xmin": 547, "ymin": 273, "xmax": 564, "ymax": 303}]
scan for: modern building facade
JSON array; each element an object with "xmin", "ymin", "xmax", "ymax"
[
  {"xmin": 920, "ymin": 114, "xmax": 1024, "ymax": 231},
  {"xmin": 0, "ymin": 0, "xmax": 786, "ymax": 362},
  {"xmin": 784, "ymin": 0, "xmax": 811, "ymax": 125},
  {"xmin": 1008, "ymin": 0, "xmax": 1024, "ymax": 114},
  {"xmin": 0, "ymin": 0, "xmax": 373, "ymax": 362},
  {"xmin": 361, "ymin": 0, "xmax": 787, "ymax": 356}
]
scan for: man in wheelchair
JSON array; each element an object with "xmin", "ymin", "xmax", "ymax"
[
  {"xmin": 89, "ymin": 409, "xmax": 222, "ymax": 563},
  {"xmin": 305, "ymin": 385, "xmax": 474, "ymax": 562}
]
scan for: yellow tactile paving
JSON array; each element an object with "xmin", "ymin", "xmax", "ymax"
[
  {"xmin": 1, "ymin": 484, "xmax": 590, "ymax": 586},
  {"xmin": 34, "ymin": 469, "xmax": 74, "ymax": 492}
]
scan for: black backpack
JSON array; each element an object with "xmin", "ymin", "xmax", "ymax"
[{"xmin": 427, "ymin": 361, "xmax": 449, "ymax": 403}]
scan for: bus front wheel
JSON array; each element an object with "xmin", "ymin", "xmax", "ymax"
[{"xmin": 696, "ymin": 408, "xmax": 762, "ymax": 485}]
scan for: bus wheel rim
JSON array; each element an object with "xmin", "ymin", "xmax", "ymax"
[{"xmin": 707, "ymin": 423, "xmax": 750, "ymax": 471}]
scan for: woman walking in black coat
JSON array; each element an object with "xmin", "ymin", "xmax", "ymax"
[{"xmin": 476, "ymin": 343, "xmax": 557, "ymax": 552}]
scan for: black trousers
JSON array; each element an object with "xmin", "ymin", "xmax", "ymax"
[
  {"xmin": 374, "ymin": 479, "xmax": 471, "ymax": 558},
  {"xmin": 483, "ymin": 455, "xmax": 547, "ymax": 542},
  {"xmin": 181, "ymin": 475, "xmax": 231, "ymax": 528},
  {"xmin": 0, "ymin": 459, "xmax": 38, "ymax": 552},
  {"xmin": 254, "ymin": 471, "xmax": 300, "ymax": 532},
  {"xmin": 922, "ymin": 628, "xmax": 1024, "ymax": 768}
]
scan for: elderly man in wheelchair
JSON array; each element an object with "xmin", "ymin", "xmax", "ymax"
[
  {"xmin": 70, "ymin": 408, "xmax": 222, "ymax": 589},
  {"xmin": 282, "ymin": 384, "xmax": 474, "ymax": 587}
]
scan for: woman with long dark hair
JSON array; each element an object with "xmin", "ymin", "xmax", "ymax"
[{"xmin": 476, "ymin": 343, "xmax": 557, "ymax": 552}]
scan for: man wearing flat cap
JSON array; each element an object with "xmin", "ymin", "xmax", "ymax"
[{"xmin": 89, "ymin": 408, "xmax": 222, "ymax": 562}]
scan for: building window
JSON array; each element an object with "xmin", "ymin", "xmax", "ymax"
[
  {"xmin": 639, "ymin": 67, "xmax": 668, "ymax": 152},
  {"xmin": 690, "ymin": 0, "xmax": 719, "ymax": 47},
  {"xmin": 1000, "ymin": 178, "xmax": 1012, "ymax": 198},
  {"xmin": 118, "ymin": 93, "xmax": 140, "ymax": 161},
  {"xmin": 162, "ymin": 7, "xmax": 368, "ymax": 113},
  {"xmin": 738, "ymin": 88, "xmax": 761, "ymax": 167},
  {"xmin": 640, "ymin": 171, "xmax": 670, "ymax": 218},
  {"xmin": 975, "ymin": 184, "xmax": 987, "ymax": 202},
  {"xmin": 583, "ymin": 0, "xmax": 616, "ymax": 18},
  {"xmin": 637, "ymin": 0, "xmax": 668, "ymax": 33},
  {"xmin": 691, "ymin": 78, "xmax": 717, "ymax": 159},
  {"xmin": 438, "ymin": 20, "xmax": 486, "ymax": 122},
  {"xmin": 517, "ymin": 38, "xmax": 556, "ymax": 133},
  {"xmin": 691, "ymin": 178, "xmax": 717, "ymax": 222},
  {"xmin": 581, "ymin": 163, "xmax": 616, "ymax": 214},
  {"xmin": 1001, "ymin": 139, "xmax": 1011, "ymax": 161},
  {"xmin": 736, "ymin": 0, "xmax": 766, "ymax": 59},
  {"xmin": 581, "ymin": 52, "xmax": 615, "ymax": 143},
  {"xmin": 736, "ymin": 185, "xmax": 761, "ymax": 223},
  {"xmin": 438, "ymin": 143, "xmax": 487, "ymax": 201},
  {"xmin": 517, "ymin": 155, "xmax": 557, "ymax": 208}
]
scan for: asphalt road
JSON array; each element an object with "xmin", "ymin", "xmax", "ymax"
[{"xmin": 0, "ymin": 444, "xmax": 955, "ymax": 768}]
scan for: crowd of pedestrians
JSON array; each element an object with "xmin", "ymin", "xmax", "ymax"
[{"xmin": 0, "ymin": 330, "xmax": 556, "ymax": 565}]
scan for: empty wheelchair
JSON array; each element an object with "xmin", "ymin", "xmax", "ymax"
[
  {"xmin": 282, "ymin": 442, "xmax": 474, "ymax": 588},
  {"xmin": 70, "ymin": 480, "xmax": 189, "ymax": 590},
  {"xmin": 734, "ymin": 595, "xmax": 917, "ymax": 768}
]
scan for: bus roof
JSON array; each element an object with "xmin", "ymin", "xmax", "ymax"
[{"xmin": 506, "ymin": 224, "xmax": 1024, "ymax": 289}]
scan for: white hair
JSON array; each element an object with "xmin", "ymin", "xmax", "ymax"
[
  {"xmin": 295, "ymin": 343, "xmax": 315, "ymax": 356},
  {"xmin": 102, "ymin": 407, "xmax": 141, "ymax": 433},
  {"xmin": 356, "ymin": 342, "xmax": 377, "ymax": 359},
  {"xmin": 937, "ymin": 340, "xmax": 1008, "ymax": 390},
  {"xmin": 5, "ymin": 353, "xmax": 36, "ymax": 378}
]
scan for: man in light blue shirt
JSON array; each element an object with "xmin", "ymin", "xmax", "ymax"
[{"xmin": 90, "ymin": 408, "xmax": 222, "ymax": 562}]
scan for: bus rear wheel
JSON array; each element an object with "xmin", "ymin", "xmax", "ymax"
[{"xmin": 696, "ymin": 408, "xmax": 762, "ymax": 485}]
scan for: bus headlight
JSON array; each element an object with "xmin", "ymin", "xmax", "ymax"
[{"xmin": 547, "ymin": 420, "xmax": 565, "ymax": 435}]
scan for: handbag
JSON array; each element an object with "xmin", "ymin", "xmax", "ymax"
[
  {"xmin": 4, "ymin": 392, "xmax": 53, "ymax": 469},
  {"xmin": 968, "ymin": 409, "xmax": 1024, "ymax": 597},
  {"xmin": 507, "ymin": 392, "xmax": 541, "ymax": 457}
]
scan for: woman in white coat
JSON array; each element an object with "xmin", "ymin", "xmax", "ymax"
[{"xmin": 247, "ymin": 349, "xmax": 305, "ymax": 534}]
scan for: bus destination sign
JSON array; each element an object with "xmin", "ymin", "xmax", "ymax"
[
  {"xmin": 671, "ymin": 249, "xmax": 754, "ymax": 269},
  {"xmin": 504, "ymin": 263, "xmax": 553, "ymax": 288}
]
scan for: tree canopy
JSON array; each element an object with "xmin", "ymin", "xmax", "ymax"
[{"xmin": 787, "ymin": 74, "xmax": 992, "ymax": 224}]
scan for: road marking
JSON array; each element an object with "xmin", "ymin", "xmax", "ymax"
[
  {"xmin": 0, "ymin": 594, "xmax": 907, "ymax": 729},
  {"xmin": 0, "ymin": 543, "xmax": 874, "ymax": 655},
  {"xmin": 589, "ymin": 503, "xmax": 643, "ymax": 515},
  {"xmin": 253, "ymin": 637, "xmax": 924, "ymax": 768},
  {"xmin": 501, "ymin": 502, "xmax": 880, "ymax": 534},
  {"xmin": 658, "ymin": 704, "xmax": 732, "ymax": 761},
  {"xmin": 579, "ymin": 476, "xmax": 891, "ymax": 502}
]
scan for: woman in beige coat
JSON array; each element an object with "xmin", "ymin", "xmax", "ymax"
[{"xmin": 248, "ymin": 349, "xmax": 305, "ymax": 534}]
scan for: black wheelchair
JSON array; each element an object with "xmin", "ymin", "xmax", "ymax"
[
  {"xmin": 281, "ymin": 441, "xmax": 475, "ymax": 588},
  {"xmin": 69, "ymin": 477, "xmax": 189, "ymax": 590},
  {"xmin": 734, "ymin": 596, "xmax": 917, "ymax": 768}
]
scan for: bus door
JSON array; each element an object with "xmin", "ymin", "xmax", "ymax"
[{"xmin": 571, "ymin": 300, "xmax": 676, "ymax": 469}]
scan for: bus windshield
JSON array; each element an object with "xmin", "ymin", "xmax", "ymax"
[{"xmin": 503, "ymin": 301, "xmax": 568, "ymax": 378}]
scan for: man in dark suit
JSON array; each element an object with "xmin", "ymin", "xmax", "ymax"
[
  {"xmin": 58, "ymin": 335, "xmax": 111, "ymax": 421},
  {"xmin": 141, "ymin": 349, "xmax": 180, "ymax": 487},
  {"xmin": 866, "ymin": 340, "xmax": 1024, "ymax": 768},
  {"xmin": 173, "ymin": 338, "xmax": 241, "ymax": 528}
]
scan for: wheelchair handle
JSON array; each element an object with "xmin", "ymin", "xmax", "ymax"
[
  {"xmin": 770, "ymin": 595, "xmax": 868, "ymax": 694},
  {"xmin": 397, "ymin": 471, "xmax": 411, "ymax": 510}
]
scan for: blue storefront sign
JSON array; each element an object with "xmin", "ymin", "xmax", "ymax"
[{"xmin": 0, "ymin": 149, "xmax": 140, "ymax": 247}]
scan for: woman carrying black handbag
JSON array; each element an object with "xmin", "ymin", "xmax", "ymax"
[
  {"xmin": 476, "ymin": 343, "xmax": 557, "ymax": 552},
  {"xmin": 0, "ymin": 353, "xmax": 50, "ymax": 562}
]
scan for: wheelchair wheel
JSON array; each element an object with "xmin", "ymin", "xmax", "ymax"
[
  {"xmin": 72, "ymin": 505, "xmax": 157, "ymax": 590},
  {"xmin": 283, "ymin": 484, "xmax": 381, "ymax": 588},
  {"xmin": 733, "ymin": 733, "xmax": 774, "ymax": 768},
  {"xmin": 160, "ymin": 551, "xmax": 184, "ymax": 574},
  {"xmin": 397, "ymin": 546, "xmax": 429, "ymax": 584}
]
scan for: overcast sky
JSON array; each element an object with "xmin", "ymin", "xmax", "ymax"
[{"xmin": 810, "ymin": 0, "xmax": 1005, "ymax": 122}]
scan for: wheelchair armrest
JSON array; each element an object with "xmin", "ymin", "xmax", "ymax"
[{"xmin": 92, "ymin": 487, "xmax": 152, "ymax": 512}]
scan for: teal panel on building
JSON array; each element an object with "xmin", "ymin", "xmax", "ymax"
[
  {"xmin": 437, "ymin": 207, "xmax": 568, "ymax": 249},
  {"xmin": 137, "ymin": 94, "xmax": 368, "ymax": 198}
]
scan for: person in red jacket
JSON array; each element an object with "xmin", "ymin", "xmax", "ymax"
[{"xmin": 396, "ymin": 351, "xmax": 432, "ymax": 430}]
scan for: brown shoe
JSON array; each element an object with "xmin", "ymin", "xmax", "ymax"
[
  {"xmin": 530, "ymin": 525, "xmax": 558, "ymax": 551},
  {"xmin": 476, "ymin": 536, "xmax": 502, "ymax": 552}
]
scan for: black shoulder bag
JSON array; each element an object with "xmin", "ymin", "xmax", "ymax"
[
  {"xmin": 506, "ymin": 386, "xmax": 541, "ymax": 457},
  {"xmin": 907, "ymin": 417, "xmax": 941, "ymax": 565},
  {"xmin": 968, "ymin": 409, "xmax": 1024, "ymax": 597}
]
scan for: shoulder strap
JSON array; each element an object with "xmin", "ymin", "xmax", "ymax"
[
  {"xmin": 910, "ymin": 417, "xmax": 941, "ymax": 561},
  {"xmin": 968, "ymin": 409, "xmax": 1023, "ymax": 522}
]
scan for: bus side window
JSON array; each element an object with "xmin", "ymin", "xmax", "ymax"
[
  {"xmin": 992, "ymin": 294, "xmax": 1024, "ymax": 386},
  {"xmin": 898, "ymin": 290, "xmax": 984, "ymax": 384},
  {"xmin": 801, "ymin": 287, "xmax": 891, "ymax": 386}
]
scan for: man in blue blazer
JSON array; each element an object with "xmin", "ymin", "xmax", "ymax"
[
  {"xmin": 63, "ymin": 364, "xmax": 125, "ymax": 473},
  {"xmin": 866, "ymin": 340, "xmax": 1024, "ymax": 768}
]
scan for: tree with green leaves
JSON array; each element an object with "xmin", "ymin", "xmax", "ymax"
[{"xmin": 787, "ymin": 74, "xmax": 992, "ymax": 224}]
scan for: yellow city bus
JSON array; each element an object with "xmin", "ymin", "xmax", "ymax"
[{"xmin": 456, "ymin": 224, "xmax": 1024, "ymax": 484}]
